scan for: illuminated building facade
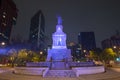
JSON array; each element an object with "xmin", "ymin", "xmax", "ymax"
[
  {"xmin": 29, "ymin": 10, "xmax": 45, "ymax": 51},
  {"xmin": 101, "ymin": 32, "xmax": 120, "ymax": 49},
  {"xmin": 0, "ymin": 0, "xmax": 18, "ymax": 45}
]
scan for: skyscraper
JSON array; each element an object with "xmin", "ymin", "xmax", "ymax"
[
  {"xmin": 78, "ymin": 32, "xmax": 96, "ymax": 52},
  {"xmin": 0, "ymin": 0, "xmax": 18, "ymax": 45},
  {"xmin": 29, "ymin": 10, "xmax": 45, "ymax": 51}
]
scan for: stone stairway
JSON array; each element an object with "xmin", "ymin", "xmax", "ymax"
[
  {"xmin": 44, "ymin": 70, "xmax": 76, "ymax": 77},
  {"xmin": 51, "ymin": 62, "xmax": 70, "ymax": 70}
]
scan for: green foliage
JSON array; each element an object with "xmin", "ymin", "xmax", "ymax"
[
  {"xmin": 89, "ymin": 48, "xmax": 117, "ymax": 64},
  {"xmin": 18, "ymin": 49, "xmax": 28, "ymax": 59},
  {"xmin": 7, "ymin": 48, "xmax": 47, "ymax": 67},
  {"xmin": 102, "ymin": 48, "xmax": 117, "ymax": 63},
  {"xmin": 31, "ymin": 53, "xmax": 40, "ymax": 62},
  {"xmin": 89, "ymin": 48, "xmax": 102, "ymax": 61}
]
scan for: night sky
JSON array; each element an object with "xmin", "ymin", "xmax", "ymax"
[{"xmin": 12, "ymin": 0, "xmax": 120, "ymax": 47}]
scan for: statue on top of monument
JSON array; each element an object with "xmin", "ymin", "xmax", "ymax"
[{"xmin": 57, "ymin": 15, "xmax": 62, "ymax": 25}]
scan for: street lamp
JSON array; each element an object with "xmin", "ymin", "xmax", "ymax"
[
  {"xmin": 1, "ymin": 42, "xmax": 5, "ymax": 46},
  {"xmin": 0, "ymin": 41, "xmax": 6, "ymax": 47},
  {"xmin": 113, "ymin": 46, "xmax": 117, "ymax": 54},
  {"xmin": 40, "ymin": 51, "xmax": 43, "ymax": 55},
  {"xmin": 113, "ymin": 46, "xmax": 117, "ymax": 49},
  {"xmin": 83, "ymin": 50, "xmax": 86, "ymax": 53}
]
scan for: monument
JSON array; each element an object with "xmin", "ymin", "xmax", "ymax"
[
  {"xmin": 46, "ymin": 16, "xmax": 72, "ymax": 62},
  {"xmin": 46, "ymin": 16, "xmax": 72, "ymax": 69},
  {"xmin": 14, "ymin": 16, "xmax": 105, "ymax": 77}
]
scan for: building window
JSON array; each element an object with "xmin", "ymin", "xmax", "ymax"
[
  {"xmin": 13, "ymin": 17, "xmax": 16, "ymax": 21},
  {"xmin": 3, "ymin": 15, "xmax": 6, "ymax": 18},
  {"xmin": 2, "ymin": 23, "xmax": 6, "ymax": 26}
]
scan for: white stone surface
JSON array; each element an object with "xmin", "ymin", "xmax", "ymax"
[
  {"xmin": 26, "ymin": 62, "xmax": 51, "ymax": 67},
  {"xmin": 14, "ymin": 67, "xmax": 49, "ymax": 75},
  {"xmin": 46, "ymin": 16, "xmax": 72, "ymax": 62},
  {"xmin": 44, "ymin": 70, "xmax": 76, "ymax": 77},
  {"xmin": 72, "ymin": 66, "xmax": 105, "ymax": 77},
  {"xmin": 47, "ymin": 49, "xmax": 72, "ymax": 61}
]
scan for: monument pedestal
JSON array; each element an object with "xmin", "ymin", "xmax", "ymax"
[
  {"xmin": 46, "ymin": 49, "xmax": 72, "ymax": 70},
  {"xmin": 47, "ymin": 49, "xmax": 72, "ymax": 62},
  {"xmin": 51, "ymin": 61, "xmax": 70, "ymax": 70}
]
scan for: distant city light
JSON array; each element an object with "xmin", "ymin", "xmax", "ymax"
[
  {"xmin": 3, "ymin": 15, "xmax": 6, "ymax": 18},
  {"xmin": 83, "ymin": 50, "xmax": 86, "ymax": 53}
]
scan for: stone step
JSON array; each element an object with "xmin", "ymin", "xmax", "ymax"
[
  {"xmin": 44, "ymin": 70, "xmax": 76, "ymax": 77},
  {"xmin": 51, "ymin": 62, "xmax": 70, "ymax": 70}
]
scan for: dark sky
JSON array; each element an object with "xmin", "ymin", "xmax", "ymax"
[{"xmin": 12, "ymin": 0, "xmax": 120, "ymax": 47}]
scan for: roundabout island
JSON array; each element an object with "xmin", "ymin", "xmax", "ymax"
[{"xmin": 14, "ymin": 16, "xmax": 105, "ymax": 77}]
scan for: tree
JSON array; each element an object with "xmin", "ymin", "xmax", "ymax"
[
  {"xmin": 89, "ymin": 48, "xmax": 117, "ymax": 66},
  {"xmin": 7, "ymin": 49, "xmax": 18, "ymax": 67},
  {"xmin": 102, "ymin": 48, "xmax": 117, "ymax": 64},
  {"xmin": 18, "ymin": 49, "xmax": 28, "ymax": 59},
  {"xmin": 31, "ymin": 53, "xmax": 40, "ymax": 62},
  {"xmin": 89, "ymin": 48, "xmax": 103, "ymax": 61},
  {"xmin": 17, "ymin": 49, "xmax": 28, "ymax": 66}
]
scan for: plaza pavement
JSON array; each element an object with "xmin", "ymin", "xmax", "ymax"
[{"xmin": 0, "ymin": 67, "xmax": 120, "ymax": 80}]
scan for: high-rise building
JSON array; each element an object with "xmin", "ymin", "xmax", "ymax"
[
  {"xmin": 29, "ymin": 10, "xmax": 45, "ymax": 51},
  {"xmin": 101, "ymin": 32, "xmax": 120, "ymax": 49},
  {"xmin": 0, "ymin": 0, "xmax": 18, "ymax": 45},
  {"xmin": 78, "ymin": 32, "xmax": 96, "ymax": 52}
]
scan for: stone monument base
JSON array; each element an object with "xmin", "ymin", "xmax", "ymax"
[
  {"xmin": 51, "ymin": 61, "xmax": 70, "ymax": 70},
  {"xmin": 46, "ymin": 49, "xmax": 72, "ymax": 62}
]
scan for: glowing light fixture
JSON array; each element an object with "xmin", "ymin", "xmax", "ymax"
[{"xmin": 1, "ymin": 42, "xmax": 5, "ymax": 46}]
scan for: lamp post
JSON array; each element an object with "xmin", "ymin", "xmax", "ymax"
[
  {"xmin": 113, "ymin": 46, "xmax": 117, "ymax": 49},
  {"xmin": 113, "ymin": 46, "xmax": 117, "ymax": 53},
  {"xmin": 40, "ymin": 51, "xmax": 43, "ymax": 55},
  {"xmin": 1, "ymin": 42, "xmax": 5, "ymax": 46},
  {"xmin": 0, "ymin": 42, "xmax": 6, "ymax": 47}
]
